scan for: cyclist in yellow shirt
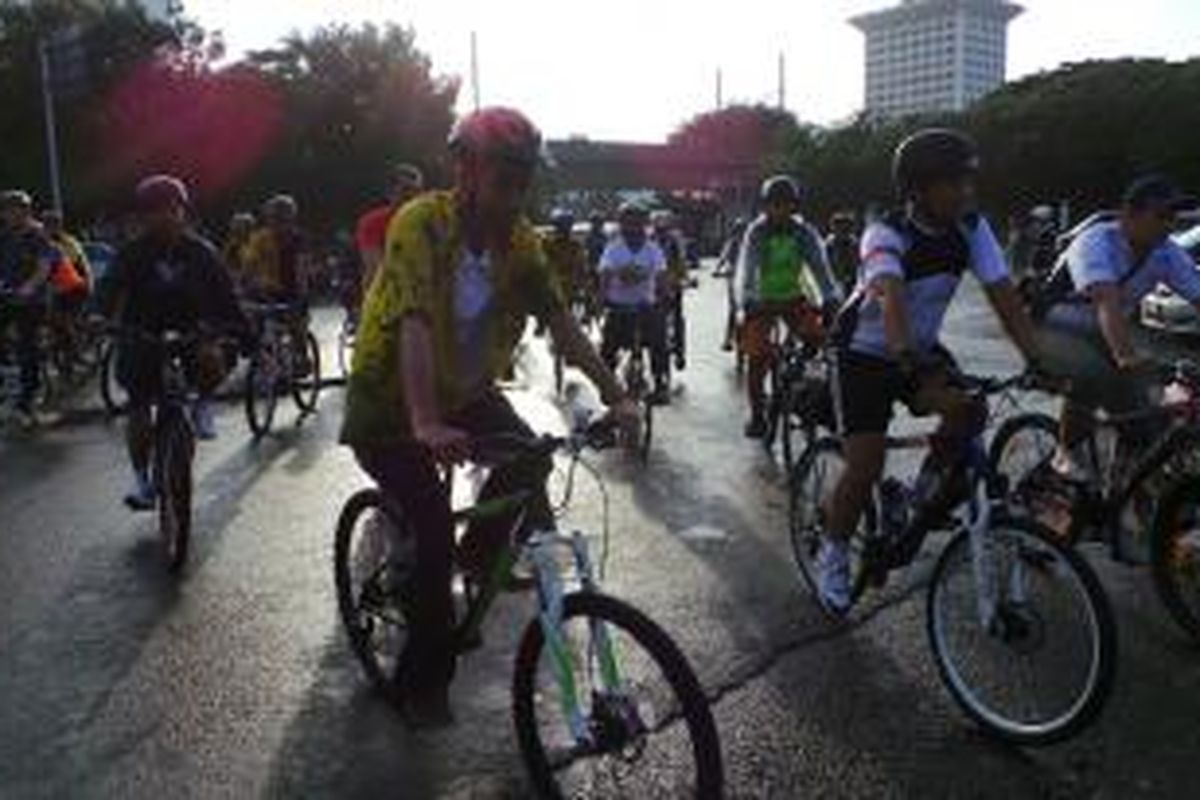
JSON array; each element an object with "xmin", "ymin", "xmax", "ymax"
[
  {"xmin": 341, "ymin": 107, "xmax": 639, "ymax": 727},
  {"xmin": 542, "ymin": 208, "xmax": 591, "ymax": 320}
]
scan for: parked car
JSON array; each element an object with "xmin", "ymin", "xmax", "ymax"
[{"xmin": 1140, "ymin": 224, "xmax": 1200, "ymax": 335}]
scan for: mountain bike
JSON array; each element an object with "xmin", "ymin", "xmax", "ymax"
[
  {"xmin": 333, "ymin": 420, "xmax": 723, "ymax": 798},
  {"xmin": 990, "ymin": 360, "xmax": 1200, "ymax": 642},
  {"xmin": 604, "ymin": 306, "xmax": 656, "ymax": 463},
  {"xmin": 790, "ymin": 371, "xmax": 1117, "ymax": 745},
  {"xmin": 243, "ymin": 302, "xmax": 322, "ymax": 439}
]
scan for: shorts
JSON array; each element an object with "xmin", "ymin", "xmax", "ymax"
[
  {"xmin": 740, "ymin": 300, "xmax": 822, "ymax": 360},
  {"xmin": 117, "ymin": 337, "xmax": 227, "ymax": 406},
  {"xmin": 834, "ymin": 347, "xmax": 961, "ymax": 435}
]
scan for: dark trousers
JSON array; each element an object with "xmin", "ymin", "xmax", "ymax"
[
  {"xmin": 0, "ymin": 302, "xmax": 43, "ymax": 409},
  {"xmin": 354, "ymin": 390, "xmax": 554, "ymax": 693},
  {"xmin": 601, "ymin": 304, "xmax": 668, "ymax": 383},
  {"xmin": 665, "ymin": 293, "xmax": 686, "ymax": 361}
]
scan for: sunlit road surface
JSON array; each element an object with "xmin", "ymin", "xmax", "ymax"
[{"xmin": 2, "ymin": 272, "xmax": 1198, "ymax": 799}]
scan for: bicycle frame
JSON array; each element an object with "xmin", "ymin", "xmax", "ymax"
[{"xmin": 445, "ymin": 453, "xmax": 623, "ymax": 751}]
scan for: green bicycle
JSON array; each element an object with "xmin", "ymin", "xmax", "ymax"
[{"xmin": 333, "ymin": 420, "xmax": 723, "ymax": 799}]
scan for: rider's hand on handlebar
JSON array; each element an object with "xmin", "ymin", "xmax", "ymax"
[{"xmin": 414, "ymin": 421, "xmax": 472, "ymax": 465}]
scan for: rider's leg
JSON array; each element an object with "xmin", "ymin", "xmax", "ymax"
[
  {"xmin": 13, "ymin": 303, "xmax": 42, "ymax": 413},
  {"xmin": 117, "ymin": 339, "xmax": 160, "ymax": 508},
  {"xmin": 355, "ymin": 444, "xmax": 456, "ymax": 720},
  {"xmin": 599, "ymin": 307, "xmax": 626, "ymax": 373},
  {"xmin": 454, "ymin": 390, "xmax": 554, "ymax": 575},
  {"xmin": 741, "ymin": 309, "xmax": 772, "ymax": 436},
  {"xmin": 908, "ymin": 376, "xmax": 987, "ymax": 525},
  {"xmin": 643, "ymin": 306, "xmax": 670, "ymax": 398},
  {"xmin": 672, "ymin": 292, "xmax": 686, "ymax": 368}
]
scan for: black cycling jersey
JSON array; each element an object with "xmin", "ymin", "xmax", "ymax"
[{"xmin": 104, "ymin": 230, "xmax": 243, "ymax": 333}]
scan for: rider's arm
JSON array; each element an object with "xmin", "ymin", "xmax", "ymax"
[
  {"xmin": 876, "ymin": 275, "xmax": 916, "ymax": 358},
  {"xmin": 984, "ymin": 280, "xmax": 1041, "ymax": 365},
  {"xmin": 548, "ymin": 309, "xmax": 626, "ymax": 405},
  {"xmin": 1090, "ymin": 283, "xmax": 1139, "ymax": 368},
  {"xmin": 401, "ymin": 314, "xmax": 442, "ymax": 431},
  {"xmin": 801, "ymin": 225, "xmax": 843, "ymax": 306},
  {"xmin": 17, "ymin": 242, "xmax": 55, "ymax": 297},
  {"xmin": 969, "ymin": 219, "xmax": 1041, "ymax": 365}
]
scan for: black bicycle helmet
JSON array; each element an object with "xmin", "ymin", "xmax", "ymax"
[
  {"xmin": 263, "ymin": 193, "xmax": 299, "ymax": 223},
  {"xmin": 549, "ymin": 207, "xmax": 575, "ymax": 231},
  {"xmin": 760, "ymin": 175, "xmax": 802, "ymax": 205},
  {"xmin": 892, "ymin": 128, "xmax": 980, "ymax": 197}
]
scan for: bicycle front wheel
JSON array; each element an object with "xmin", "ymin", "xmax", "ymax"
[
  {"xmin": 245, "ymin": 347, "xmax": 279, "ymax": 438},
  {"xmin": 512, "ymin": 592, "xmax": 723, "ymax": 800},
  {"xmin": 99, "ymin": 341, "xmax": 129, "ymax": 417},
  {"xmin": 927, "ymin": 515, "xmax": 1116, "ymax": 746},
  {"xmin": 293, "ymin": 331, "xmax": 322, "ymax": 414},
  {"xmin": 156, "ymin": 410, "xmax": 194, "ymax": 573},
  {"xmin": 1151, "ymin": 479, "xmax": 1200, "ymax": 642}
]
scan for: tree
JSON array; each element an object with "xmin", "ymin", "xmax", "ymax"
[
  {"xmin": 670, "ymin": 103, "xmax": 805, "ymax": 180},
  {"xmin": 241, "ymin": 23, "xmax": 459, "ymax": 233}
]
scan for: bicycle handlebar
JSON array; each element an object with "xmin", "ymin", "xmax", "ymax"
[{"xmin": 470, "ymin": 417, "xmax": 621, "ymax": 466}]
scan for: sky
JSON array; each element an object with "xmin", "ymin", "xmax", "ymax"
[{"xmin": 183, "ymin": 0, "xmax": 1200, "ymax": 142}]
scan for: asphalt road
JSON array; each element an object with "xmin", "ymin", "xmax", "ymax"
[{"xmin": 2, "ymin": 274, "xmax": 1198, "ymax": 799}]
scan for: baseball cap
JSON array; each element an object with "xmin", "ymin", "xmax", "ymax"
[{"xmin": 1123, "ymin": 175, "xmax": 1197, "ymax": 213}]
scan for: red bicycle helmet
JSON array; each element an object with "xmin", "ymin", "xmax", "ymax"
[{"xmin": 448, "ymin": 107, "xmax": 542, "ymax": 167}]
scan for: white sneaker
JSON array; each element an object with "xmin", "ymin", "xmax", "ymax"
[
  {"xmin": 816, "ymin": 538, "xmax": 852, "ymax": 617},
  {"xmin": 124, "ymin": 472, "xmax": 157, "ymax": 511},
  {"xmin": 191, "ymin": 399, "xmax": 217, "ymax": 441}
]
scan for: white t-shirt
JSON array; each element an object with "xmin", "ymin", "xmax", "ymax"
[
  {"xmin": 455, "ymin": 248, "xmax": 493, "ymax": 391},
  {"xmin": 1046, "ymin": 221, "xmax": 1200, "ymax": 332},
  {"xmin": 848, "ymin": 214, "xmax": 1009, "ymax": 357},
  {"xmin": 598, "ymin": 236, "xmax": 666, "ymax": 307}
]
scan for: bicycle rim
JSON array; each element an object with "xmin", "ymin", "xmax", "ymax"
[
  {"xmin": 512, "ymin": 592, "xmax": 723, "ymax": 799},
  {"xmin": 293, "ymin": 332, "xmax": 322, "ymax": 413},
  {"xmin": 927, "ymin": 518, "xmax": 1115, "ymax": 745},
  {"xmin": 333, "ymin": 491, "xmax": 416, "ymax": 695},
  {"xmin": 246, "ymin": 352, "xmax": 278, "ymax": 437},
  {"xmin": 158, "ymin": 416, "xmax": 193, "ymax": 573}
]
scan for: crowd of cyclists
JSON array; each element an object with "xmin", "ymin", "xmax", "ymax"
[{"xmin": 4, "ymin": 103, "xmax": 1200, "ymax": 763}]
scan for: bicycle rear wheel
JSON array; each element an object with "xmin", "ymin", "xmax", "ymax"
[
  {"xmin": 99, "ymin": 341, "xmax": 128, "ymax": 417},
  {"xmin": 156, "ymin": 410, "xmax": 194, "ymax": 573},
  {"xmin": 927, "ymin": 515, "xmax": 1116, "ymax": 745},
  {"xmin": 334, "ymin": 490, "xmax": 417, "ymax": 700},
  {"xmin": 293, "ymin": 331, "xmax": 322, "ymax": 414},
  {"xmin": 512, "ymin": 592, "xmax": 723, "ymax": 800},
  {"xmin": 1151, "ymin": 480, "xmax": 1200, "ymax": 642}
]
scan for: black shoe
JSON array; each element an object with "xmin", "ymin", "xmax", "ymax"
[
  {"xmin": 649, "ymin": 386, "xmax": 670, "ymax": 406},
  {"xmin": 744, "ymin": 415, "xmax": 767, "ymax": 439},
  {"xmin": 674, "ymin": 352, "xmax": 686, "ymax": 371},
  {"xmin": 401, "ymin": 686, "xmax": 454, "ymax": 730}
]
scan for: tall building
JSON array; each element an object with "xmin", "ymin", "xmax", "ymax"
[{"xmin": 851, "ymin": 0, "xmax": 1023, "ymax": 118}]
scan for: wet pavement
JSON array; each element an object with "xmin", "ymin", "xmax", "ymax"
[{"xmin": 2, "ymin": 275, "xmax": 1199, "ymax": 799}]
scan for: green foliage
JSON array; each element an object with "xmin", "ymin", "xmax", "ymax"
[
  {"xmin": 0, "ymin": 4, "xmax": 458, "ymax": 236},
  {"xmin": 785, "ymin": 58, "xmax": 1200, "ymax": 223}
]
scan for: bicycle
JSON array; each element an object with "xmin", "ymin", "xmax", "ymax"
[
  {"xmin": 789, "ymin": 370, "xmax": 1117, "ymax": 745},
  {"xmin": 243, "ymin": 302, "xmax": 322, "ymax": 439},
  {"xmin": 333, "ymin": 420, "xmax": 723, "ymax": 798},
  {"xmin": 99, "ymin": 332, "xmax": 129, "ymax": 417},
  {"xmin": 0, "ymin": 290, "xmax": 55, "ymax": 420},
  {"xmin": 990, "ymin": 360, "xmax": 1200, "ymax": 642},
  {"xmin": 337, "ymin": 311, "xmax": 356, "ymax": 381},
  {"xmin": 602, "ymin": 305, "xmax": 656, "ymax": 463}
]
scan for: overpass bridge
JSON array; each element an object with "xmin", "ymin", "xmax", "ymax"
[{"xmin": 546, "ymin": 138, "xmax": 761, "ymax": 195}]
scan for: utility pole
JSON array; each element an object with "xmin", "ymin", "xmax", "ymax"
[
  {"xmin": 470, "ymin": 31, "xmax": 481, "ymax": 112},
  {"xmin": 716, "ymin": 68, "xmax": 723, "ymax": 110},
  {"xmin": 37, "ymin": 37, "xmax": 64, "ymax": 213},
  {"xmin": 777, "ymin": 52, "xmax": 786, "ymax": 110}
]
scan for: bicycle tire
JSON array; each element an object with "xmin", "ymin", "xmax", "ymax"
[
  {"xmin": 157, "ymin": 409, "xmax": 194, "ymax": 573},
  {"xmin": 1150, "ymin": 478, "xmax": 1200, "ymax": 642},
  {"xmin": 988, "ymin": 412, "xmax": 1058, "ymax": 486},
  {"xmin": 334, "ymin": 489, "xmax": 410, "ymax": 700},
  {"xmin": 99, "ymin": 342, "xmax": 128, "ymax": 417},
  {"xmin": 245, "ymin": 347, "xmax": 279, "ymax": 439},
  {"xmin": 512, "ymin": 591, "xmax": 723, "ymax": 800},
  {"xmin": 293, "ymin": 331, "xmax": 322, "ymax": 414},
  {"xmin": 926, "ymin": 514, "xmax": 1116, "ymax": 746},
  {"xmin": 337, "ymin": 328, "xmax": 353, "ymax": 380},
  {"xmin": 640, "ymin": 397, "xmax": 653, "ymax": 464}
]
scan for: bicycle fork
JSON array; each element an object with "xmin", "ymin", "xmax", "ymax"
[{"xmin": 529, "ymin": 530, "xmax": 623, "ymax": 750}]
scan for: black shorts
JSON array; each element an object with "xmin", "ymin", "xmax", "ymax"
[
  {"xmin": 117, "ymin": 338, "xmax": 205, "ymax": 406},
  {"xmin": 834, "ymin": 347, "xmax": 961, "ymax": 435}
]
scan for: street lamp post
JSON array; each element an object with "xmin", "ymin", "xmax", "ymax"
[{"xmin": 37, "ymin": 36, "xmax": 64, "ymax": 213}]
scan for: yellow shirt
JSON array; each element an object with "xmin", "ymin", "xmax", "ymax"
[{"xmin": 341, "ymin": 190, "xmax": 564, "ymax": 446}]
